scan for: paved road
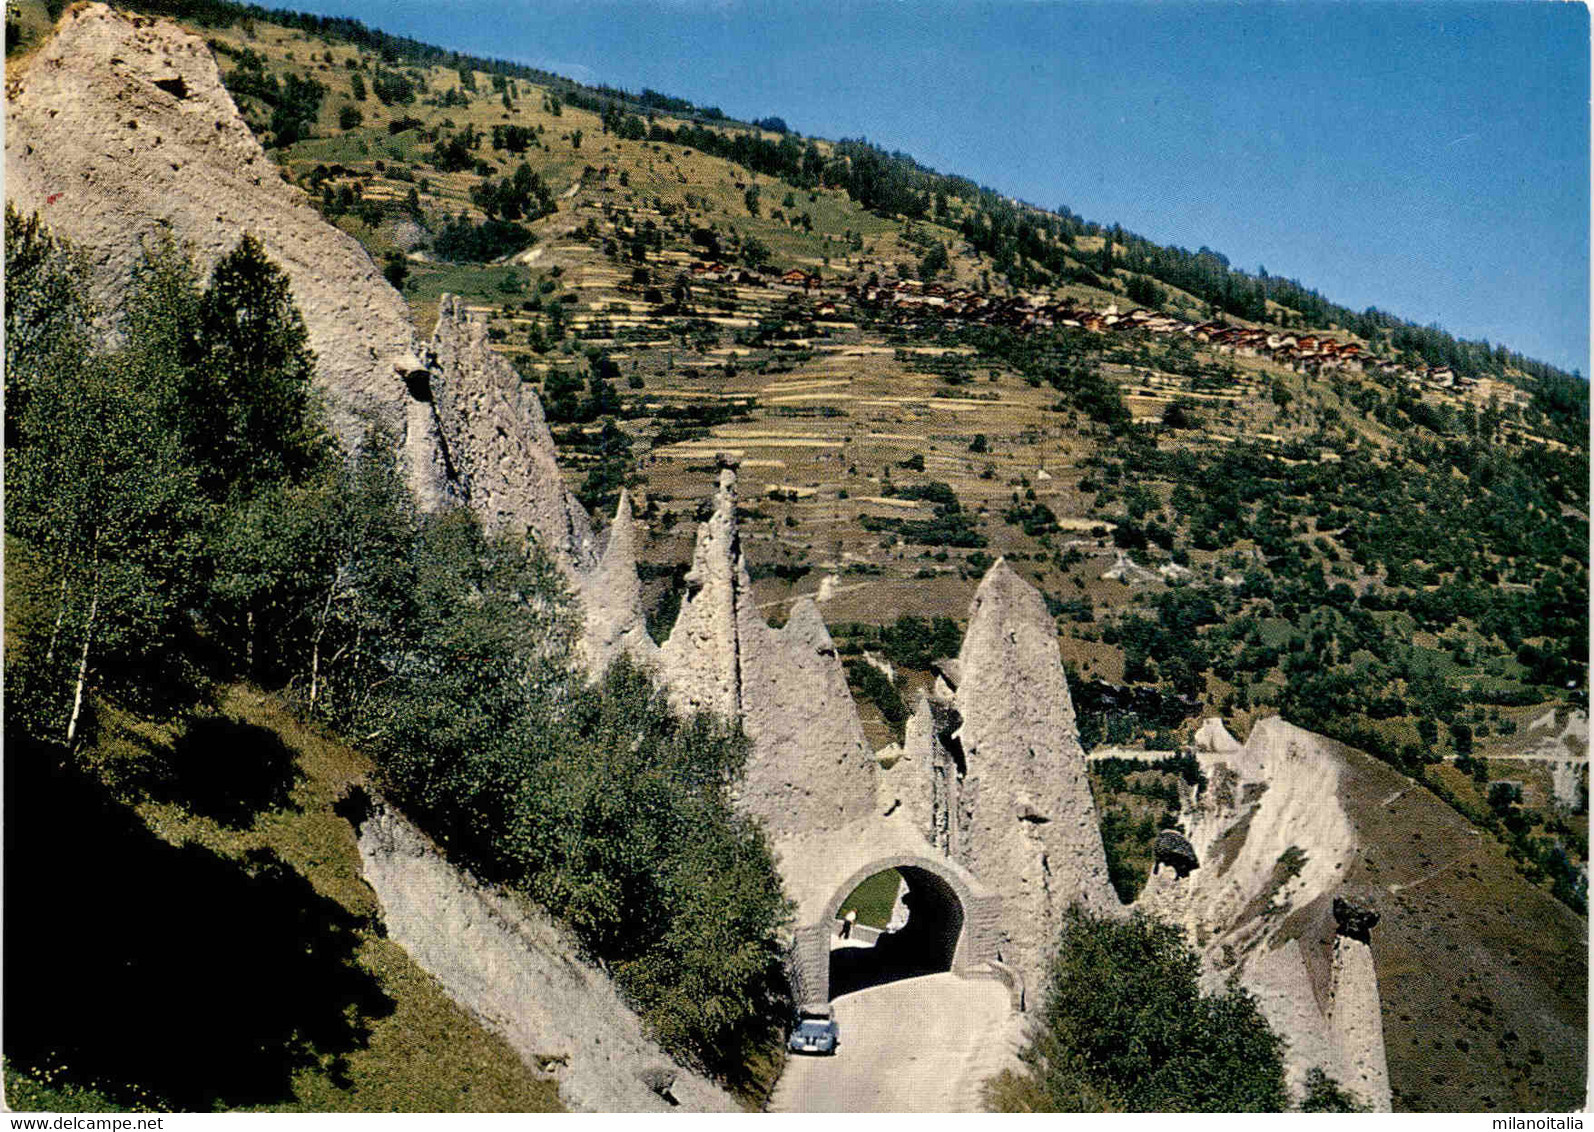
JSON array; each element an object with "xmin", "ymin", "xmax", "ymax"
[{"xmin": 768, "ymin": 973, "xmax": 1022, "ymax": 1113}]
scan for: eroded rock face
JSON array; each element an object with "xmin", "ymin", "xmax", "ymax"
[
  {"xmin": 576, "ymin": 491, "xmax": 659, "ymax": 674},
  {"xmin": 658, "ymin": 463, "xmax": 876, "ymax": 838},
  {"xmin": 877, "ymin": 692, "xmax": 965, "ymax": 851},
  {"xmin": 427, "ymin": 295, "xmax": 596, "ymax": 566},
  {"xmin": 1135, "ymin": 717, "xmax": 1389, "ymax": 1110},
  {"xmin": 351, "ymin": 795, "xmax": 736, "ymax": 1113},
  {"xmin": 4, "ymin": 4, "xmax": 438, "ymax": 499},
  {"xmin": 1328, "ymin": 934, "xmax": 1391, "ymax": 1110},
  {"xmin": 1195, "ymin": 715, "xmax": 1243, "ymax": 754},
  {"xmin": 950, "ymin": 559, "xmax": 1118, "ymax": 984}
]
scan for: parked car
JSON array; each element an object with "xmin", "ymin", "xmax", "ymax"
[{"xmin": 787, "ymin": 1002, "xmax": 840, "ymax": 1056}]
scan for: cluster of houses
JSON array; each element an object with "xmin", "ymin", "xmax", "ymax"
[
  {"xmin": 675, "ymin": 262, "xmax": 1475, "ymax": 392},
  {"xmin": 686, "ymin": 261, "xmax": 823, "ymax": 289},
  {"xmin": 842, "ymin": 277, "xmax": 1478, "ymax": 390},
  {"xmin": 683, "ymin": 260, "xmax": 838, "ymax": 313}
]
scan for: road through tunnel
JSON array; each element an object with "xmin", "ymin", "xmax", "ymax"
[
  {"xmin": 829, "ymin": 865, "xmax": 967, "ymax": 998},
  {"xmin": 783, "ymin": 840, "xmax": 1002, "ymax": 1008}
]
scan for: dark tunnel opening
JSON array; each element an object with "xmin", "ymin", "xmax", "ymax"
[{"xmin": 828, "ymin": 865, "xmax": 965, "ymax": 999}]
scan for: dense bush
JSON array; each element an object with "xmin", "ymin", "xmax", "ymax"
[
  {"xmin": 987, "ymin": 908, "xmax": 1288, "ymax": 1112},
  {"xmin": 431, "ymin": 217, "xmax": 534, "ymax": 263},
  {"xmin": 843, "ymin": 659, "xmax": 907, "ymax": 738},
  {"xmin": 879, "ymin": 614, "xmax": 963, "ymax": 670},
  {"xmin": 860, "ymin": 483, "xmax": 986, "ymax": 548},
  {"xmin": 359, "ymin": 523, "xmax": 793, "ymax": 1074},
  {"xmin": 221, "ymin": 49, "xmax": 324, "ymax": 146}
]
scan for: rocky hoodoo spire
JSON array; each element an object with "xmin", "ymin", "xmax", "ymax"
[
  {"xmin": 739, "ymin": 596, "xmax": 876, "ymax": 835},
  {"xmin": 877, "ymin": 692, "xmax": 966, "ymax": 854},
  {"xmin": 427, "ymin": 295, "xmax": 596, "ymax": 568},
  {"xmin": 658, "ymin": 461, "xmax": 875, "ymax": 838},
  {"xmin": 1328, "ymin": 898, "xmax": 1391, "ymax": 1111},
  {"xmin": 949, "ymin": 558, "xmax": 1118, "ymax": 977},
  {"xmin": 658, "ymin": 462, "xmax": 745, "ymax": 722},
  {"xmin": 5, "ymin": 4, "xmax": 441, "ymax": 500},
  {"xmin": 4, "ymin": 6, "xmax": 599, "ymax": 567},
  {"xmin": 577, "ymin": 490, "xmax": 659, "ymax": 674}
]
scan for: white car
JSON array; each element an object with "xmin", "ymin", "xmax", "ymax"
[{"xmin": 787, "ymin": 1003, "xmax": 839, "ymax": 1056}]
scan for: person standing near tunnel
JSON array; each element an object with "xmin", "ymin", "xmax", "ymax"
[{"xmin": 840, "ymin": 908, "xmax": 857, "ymax": 939}]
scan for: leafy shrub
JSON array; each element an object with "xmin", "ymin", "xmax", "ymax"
[
  {"xmin": 879, "ymin": 614, "xmax": 963, "ymax": 670},
  {"xmin": 1298, "ymin": 1068, "xmax": 1368, "ymax": 1112},
  {"xmin": 844, "ymin": 659, "xmax": 907, "ymax": 738},
  {"xmin": 431, "ymin": 217, "xmax": 534, "ymax": 263},
  {"xmin": 987, "ymin": 908, "xmax": 1288, "ymax": 1112}
]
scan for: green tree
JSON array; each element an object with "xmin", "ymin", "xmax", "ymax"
[
  {"xmin": 5, "ymin": 215, "xmax": 209, "ymax": 745},
  {"xmin": 740, "ymin": 236, "xmax": 771, "ymax": 269},
  {"xmin": 382, "ymin": 251, "xmax": 409, "ymax": 291},
  {"xmin": 262, "ymin": 431, "xmax": 421, "ymax": 720},
  {"xmin": 183, "ymin": 234, "xmax": 328, "ymax": 498},
  {"xmin": 1298, "ymin": 1068, "xmax": 1368, "ymax": 1112},
  {"xmin": 7, "ymin": 351, "xmax": 205, "ymax": 746},
  {"xmin": 988, "ymin": 908, "xmax": 1288, "ymax": 1112},
  {"xmin": 4, "ymin": 205, "xmax": 94, "ymax": 449},
  {"xmin": 206, "ymin": 463, "xmax": 351, "ymax": 685}
]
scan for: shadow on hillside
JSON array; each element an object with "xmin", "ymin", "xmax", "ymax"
[
  {"xmin": 3, "ymin": 738, "xmax": 392, "ymax": 1111},
  {"xmin": 141, "ymin": 715, "xmax": 304, "ymax": 829}
]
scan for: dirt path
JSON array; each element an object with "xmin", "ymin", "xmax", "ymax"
[{"xmin": 768, "ymin": 973, "xmax": 1020, "ymax": 1113}]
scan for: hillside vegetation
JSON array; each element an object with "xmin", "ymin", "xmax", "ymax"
[
  {"xmin": 3, "ymin": 202, "xmax": 790, "ymax": 1107},
  {"xmin": 67, "ymin": 0, "xmax": 1586, "ymax": 915},
  {"xmin": 4, "ymin": 0, "xmax": 1587, "ymax": 1113}
]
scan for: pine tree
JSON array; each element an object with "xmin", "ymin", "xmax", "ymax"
[{"xmin": 186, "ymin": 234, "xmax": 328, "ymax": 498}]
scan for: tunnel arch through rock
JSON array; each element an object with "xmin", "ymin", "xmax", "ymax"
[
  {"xmin": 788, "ymin": 851, "xmax": 1002, "ymax": 1006},
  {"xmin": 828, "ymin": 865, "xmax": 967, "ymax": 999}
]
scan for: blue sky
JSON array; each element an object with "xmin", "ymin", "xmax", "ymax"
[{"xmin": 293, "ymin": 1, "xmax": 1589, "ymax": 376}]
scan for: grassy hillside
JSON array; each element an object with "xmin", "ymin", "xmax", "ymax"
[
  {"xmin": 1295, "ymin": 730, "xmax": 1585, "ymax": 1112},
  {"xmin": 3, "ymin": 672, "xmax": 563, "ymax": 1112},
  {"xmin": 4, "ymin": 1, "xmax": 1587, "ymax": 1112},
  {"xmin": 12, "ymin": 0, "xmax": 1578, "ymax": 915}
]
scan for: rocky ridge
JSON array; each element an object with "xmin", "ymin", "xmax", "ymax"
[
  {"xmin": 425, "ymin": 294, "xmax": 596, "ymax": 564},
  {"xmin": 4, "ymin": 4, "xmax": 591, "ymax": 568},
  {"xmin": 1136, "ymin": 715, "xmax": 1389, "ymax": 1108},
  {"xmin": 352, "ymin": 794, "xmax": 737, "ymax": 1113}
]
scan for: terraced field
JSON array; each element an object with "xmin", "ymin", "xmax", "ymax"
[{"xmin": 16, "ymin": 0, "xmax": 1585, "ymax": 908}]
